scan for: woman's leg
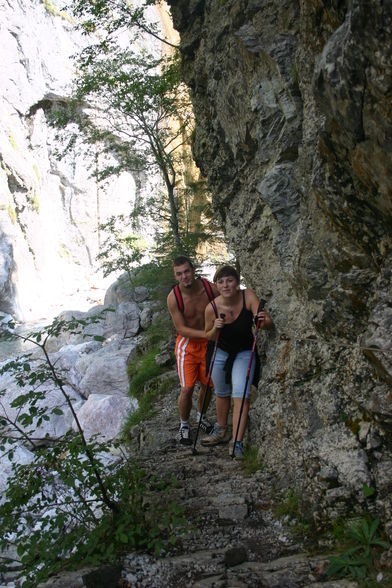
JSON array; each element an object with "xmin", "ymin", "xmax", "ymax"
[
  {"xmin": 232, "ymin": 397, "xmax": 250, "ymax": 442},
  {"xmin": 231, "ymin": 350, "xmax": 255, "ymax": 443},
  {"xmin": 201, "ymin": 349, "xmax": 231, "ymax": 446},
  {"xmin": 216, "ymin": 395, "xmax": 231, "ymax": 428}
]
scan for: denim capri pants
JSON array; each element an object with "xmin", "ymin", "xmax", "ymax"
[{"xmin": 211, "ymin": 348, "xmax": 255, "ymax": 398}]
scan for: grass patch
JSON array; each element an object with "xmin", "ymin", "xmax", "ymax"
[
  {"xmin": 144, "ymin": 317, "xmax": 172, "ymax": 348},
  {"xmin": 128, "ymin": 347, "xmax": 165, "ymax": 399},
  {"xmin": 125, "ymin": 373, "xmax": 177, "ymax": 431},
  {"xmin": 274, "ymin": 488, "xmax": 301, "ymax": 518},
  {"xmin": 242, "ymin": 445, "xmax": 264, "ymax": 475},
  {"xmin": 273, "ymin": 488, "xmax": 315, "ymax": 542},
  {"xmin": 124, "ymin": 316, "xmax": 176, "ymax": 433}
]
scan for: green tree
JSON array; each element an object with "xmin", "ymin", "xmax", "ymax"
[
  {"xmin": 52, "ymin": 0, "xmax": 195, "ymax": 255},
  {"xmin": 0, "ymin": 313, "xmax": 184, "ymax": 586},
  {"xmin": 97, "ymin": 214, "xmax": 144, "ymax": 285}
]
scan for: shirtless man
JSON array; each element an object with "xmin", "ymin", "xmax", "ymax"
[{"xmin": 167, "ymin": 256, "xmax": 219, "ymax": 445}]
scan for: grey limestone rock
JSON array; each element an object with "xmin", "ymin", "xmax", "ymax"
[{"xmin": 168, "ymin": 0, "xmax": 392, "ymax": 529}]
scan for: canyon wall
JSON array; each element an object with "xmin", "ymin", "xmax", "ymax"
[
  {"xmin": 0, "ymin": 0, "xmax": 139, "ymax": 321},
  {"xmin": 168, "ymin": 0, "xmax": 392, "ymax": 534}
]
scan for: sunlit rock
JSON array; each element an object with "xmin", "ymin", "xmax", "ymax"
[{"xmin": 72, "ymin": 394, "xmax": 137, "ymax": 442}]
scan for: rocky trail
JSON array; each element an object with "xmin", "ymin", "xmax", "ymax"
[
  {"xmin": 42, "ymin": 377, "xmax": 357, "ymax": 588},
  {"xmin": 118, "ymin": 381, "xmax": 357, "ymax": 588},
  {"xmin": 8, "ymin": 372, "xmax": 358, "ymax": 588}
]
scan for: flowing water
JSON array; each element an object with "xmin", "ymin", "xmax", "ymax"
[{"xmin": 0, "ymin": 322, "xmax": 44, "ymax": 362}]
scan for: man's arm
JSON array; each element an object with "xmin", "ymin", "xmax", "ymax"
[{"xmin": 167, "ymin": 291, "xmax": 207, "ymax": 339}]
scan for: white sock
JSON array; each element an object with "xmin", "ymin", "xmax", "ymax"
[{"xmin": 180, "ymin": 420, "xmax": 189, "ymax": 428}]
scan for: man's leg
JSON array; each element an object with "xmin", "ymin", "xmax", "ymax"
[
  {"xmin": 196, "ymin": 384, "xmax": 214, "ymax": 433},
  {"xmin": 175, "ymin": 336, "xmax": 197, "ymax": 445},
  {"xmin": 178, "ymin": 386, "xmax": 194, "ymax": 422}
]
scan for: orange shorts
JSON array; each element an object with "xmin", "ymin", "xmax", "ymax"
[{"xmin": 175, "ymin": 336, "xmax": 210, "ymax": 390}]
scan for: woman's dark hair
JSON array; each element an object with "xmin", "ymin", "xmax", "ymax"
[
  {"xmin": 173, "ymin": 255, "xmax": 194, "ymax": 268},
  {"xmin": 213, "ymin": 265, "xmax": 240, "ymax": 283}
]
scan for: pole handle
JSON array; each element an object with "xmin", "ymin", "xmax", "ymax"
[{"xmin": 255, "ymin": 299, "xmax": 266, "ymax": 326}]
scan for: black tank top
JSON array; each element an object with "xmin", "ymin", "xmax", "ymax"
[{"xmin": 218, "ymin": 291, "xmax": 254, "ymax": 352}]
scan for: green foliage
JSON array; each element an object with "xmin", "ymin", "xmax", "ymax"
[
  {"xmin": 97, "ymin": 214, "xmax": 144, "ymax": 284},
  {"xmin": 363, "ymin": 484, "xmax": 376, "ymax": 498},
  {"xmin": 125, "ymin": 373, "xmax": 177, "ymax": 431},
  {"xmin": 0, "ymin": 312, "xmax": 183, "ymax": 586},
  {"xmin": 124, "ymin": 316, "xmax": 174, "ymax": 431},
  {"xmin": 143, "ymin": 317, "xmax": 172, "ymax": 348},
  {"xmin": 132, "ymin": 262, "xmax": 175, "ymax": 301},
  {"xmin": 274, "ymin": 488, "xmax": 301, "ymax": 518},
  {"xmin": 50, "ymin": 0, "xmax": 223, "ymax": 258},
  {"xmin": 241, "ymin": 445, "xmax": 264, "ymax": 475},
  {"xmin": 128, "ymin": 348, "xmax": 164, "ymax": 399},
  {"xmin": 327, "ymin": 517, "xmax": 390, "ymax": 582},
  {"xmin": 272, "ymin": 487, "xmax": 315, "ymax": 541}
]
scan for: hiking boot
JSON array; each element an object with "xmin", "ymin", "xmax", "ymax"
[
  {"xmin": 201, "ymin": 423, "xmax": 227, "ymax": 446},
  {"xmin": 197, "ymin": 414, "xmax": 214, "ymax": 434},
  {"xmin": 177, "ymin": 425, "xmax": 192, "ymax": 446},
  {"xmin": 229, "ymin": 440, "xmax": 244, "ymax": 460}
]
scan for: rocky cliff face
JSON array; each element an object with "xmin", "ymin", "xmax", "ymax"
[
  {"xmin": 168, "ymin": 0, "xmax": 392, "ymax": 534},
  {"xmin": 0, "ymin": 0, "xmax": 138, "ymax": 321}
]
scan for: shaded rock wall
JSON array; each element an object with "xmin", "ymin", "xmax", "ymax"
[{"xmin": 168, "ymin": 0, "xmax": 392, "ymax": 533}]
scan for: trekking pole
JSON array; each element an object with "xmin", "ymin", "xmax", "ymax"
[
  {"xmin": 192, "ymin": 313, "xmax": 225, "ymax": 455},
  {"xmin": 231, "ymin": 300, "xmax": 266, "ymax": 459}
]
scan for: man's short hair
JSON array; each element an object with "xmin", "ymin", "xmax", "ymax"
[
  {"xmin": 213, "ymin": 265, "xmax": 240, "ymax": 283},
  {"xmin": 173, "ymin": 255, "xmax": 194, "ymax": 268}
]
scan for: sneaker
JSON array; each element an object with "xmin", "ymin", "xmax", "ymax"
[
  {"xmin": 177, "ymin": 425, "xmax": 192, "ymax": 446},
  {"xmin": 197, "ymin": 414, "xmax": 214, "ymax": 434},
  {"xmin": 201, "ymin": 423, "xmax": 227, "ymax": 446},
  {"xmin": 229, "ymin": 440, "xmax": 244, "ymax": 460}
]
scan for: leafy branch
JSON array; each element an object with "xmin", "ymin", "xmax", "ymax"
[{"xmin": 0, "ymin": 311, "xmax": 185, "ymax": 586}]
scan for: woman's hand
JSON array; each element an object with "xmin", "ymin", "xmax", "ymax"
[
  {"xmin": 214, "ymin": 315, "xmax": 225, "ymax": 330},
  {"xmin": 254, "ymin": 309, "xmax": 267, "ymax": 324},
  {"xmin": 254, "ymin": 308, "xmax": 273, "ymax": 329}
]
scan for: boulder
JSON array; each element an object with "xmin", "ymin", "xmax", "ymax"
[{"xmin": 73, "ymin": 394, "xmax": 137, "ymax": 442}]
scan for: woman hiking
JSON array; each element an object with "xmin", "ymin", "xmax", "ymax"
[{"xmin": 201, "ymin": 265, "xmax": 272, "ymax": 459}]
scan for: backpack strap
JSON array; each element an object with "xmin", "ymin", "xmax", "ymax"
[
  {"xmin": 200, "ymin": 277, "xmax": 215, "ymax": 303},
  {"xmin": 201, "ymin": 277, "xmax": 218, "ymax": 317},
  {"xmin": 172, "ymin": 277, "xmax": 215, "ymax": 314},
  {"xmin": 172, "ymin": 284, "xmax": 184, "ymax": 313},
  {"xmin": 210, "ymin": 299, "xmax": 218, "ymax": 318}
]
